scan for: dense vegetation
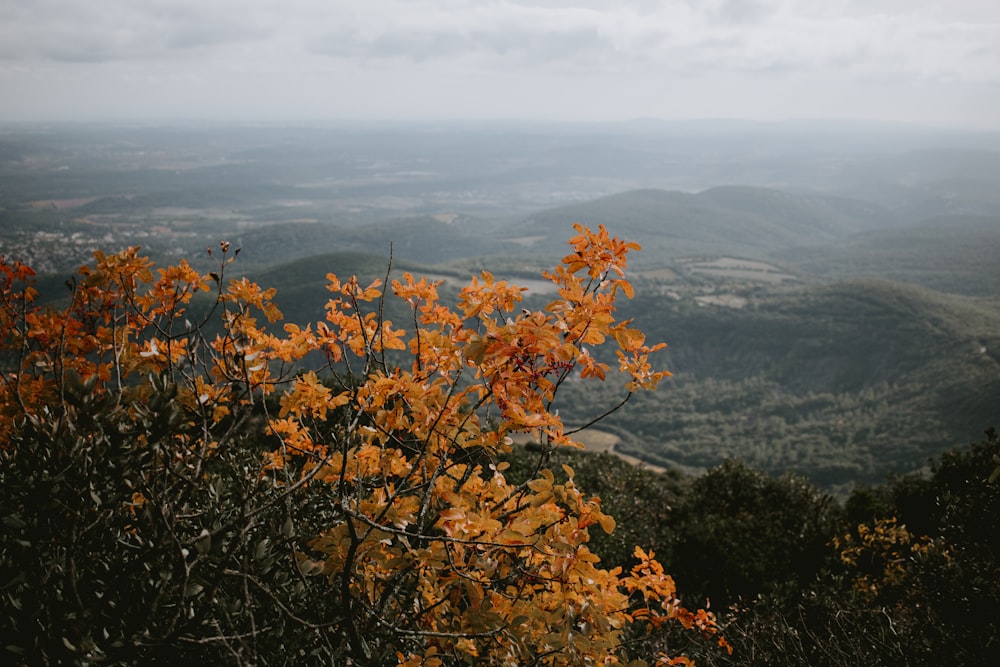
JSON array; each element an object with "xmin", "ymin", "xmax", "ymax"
[
  {"xmin": 552, "ymin": 279, "xmax": 1000, "ymax": 489},
  {"xmin": 502, "ymin": 430, "xmax": 1000, "ymax": 666},
  {"xmin": 778, "ymin": 214, "xmax": 1000, "ymax": 297},
  {"xmin": 1, "ymin": 230, "xmax": 732, "ymax": 665}
]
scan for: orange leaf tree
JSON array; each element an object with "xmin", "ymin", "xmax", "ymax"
[{"xmin": 0, "ymin": 226, "xmax": 727, "ymax": 665}]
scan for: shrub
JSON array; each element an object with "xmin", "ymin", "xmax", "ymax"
[{"xmin": 0, "ymin": 228, "xmax": 728, "ymax": 665}]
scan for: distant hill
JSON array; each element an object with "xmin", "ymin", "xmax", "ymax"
[
  {"xmin": 778, "ymin": 214, "xmax": 1000, "ymax": 296},
  {"xmin": 502, "ymin": 186, "xmax": 900, "ymax": 263},
  {"xmin": 832, "ymin": 149, "xmax": 1000, "ymax": 219},
  {"xmin": 231, "ymin": 216, "xmax": 513, "ymax": 270},
  {"xmin": 244, "ymin": 251, "xmax": 466, "ymax": 327},
  {"xmin": 651, "ymin": 279, "xmax": 1000, "ymax": 392}
]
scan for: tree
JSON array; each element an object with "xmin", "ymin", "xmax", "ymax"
[
  {"xmin": 845, "ymin": 433, "xmax": 1000, "ymax": 664},
  {"xmin": 700, "ymin": 436, "xmax": 1000, "ymax": 667},
  {"xmin": 667, "ymin": 460, "xmax": 838, "ymax": 608},
  {"xmin": 0, "ymin": 226, "xmax": 728, "ymax": 665}
]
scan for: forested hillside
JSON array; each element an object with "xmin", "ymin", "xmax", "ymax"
[
  {"xmin": 779, "ymin": 214, "xmax": 1000, "ymax": 296},
  {"xmin": 559, "ymin": 279, "xmax": 1000, "ymax": 487}
]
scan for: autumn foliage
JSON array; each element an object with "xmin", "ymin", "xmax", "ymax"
[{"xmin": 0, "ymin": 226, "xmax": 727, "ymax": 664}]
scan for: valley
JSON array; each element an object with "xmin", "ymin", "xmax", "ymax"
[{"xmin": 2, "ymin": 120, "xmax": 999, "ymax": 491}]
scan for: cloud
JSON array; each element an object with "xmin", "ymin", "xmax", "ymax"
[
  {"xmin": 704, "ymin": 0, "xmax": 779, "ymax": 26},
  {"xmin": 0, "ymin": 0, "xmax": 998, "ymax": 126},
  {"xmin": 0, "ymin": 0, "xmax": 272, "ymax": 63},
  {"xmin": 295, "ymin": 1, "xmax": 1000, "ymax": 85},
  {"xmin": 2, "ymin": 0, "xmax": 998, "ymax": 85},
  {"xmin": 309, "ymin": 23, "xmax": 608, "ymax": 67}
]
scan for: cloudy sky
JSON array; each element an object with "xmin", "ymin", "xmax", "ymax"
[{"xmin": 2, "ymin": 0, "xmax": 998, "ymax": 128}]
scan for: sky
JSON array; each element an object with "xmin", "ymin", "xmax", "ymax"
[{"xmin": 2, "ymin": 0, "xmax": 999, "ymax": 129}]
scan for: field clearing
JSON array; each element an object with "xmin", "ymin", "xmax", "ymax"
[
  {"xmin": 504, "ymin": 235, "xmax": 546, "ymax": 247},
  {"xmin": 414, "ymin": 273, "xmax": 557, "ymax": 295},
  {"xmin": 573, "ymin": 428, "xmax": 619, "ymax": 452},
  {"xmin": 510, "ymin": 428, "xmax": 668, "ymax": 473},
  {"xmin": 684, "ymin": 256, "xmax": 795, "ymax": 283},
  {"xmin": 508, "ymin": 428, "xmax": 617, "ymax": 451},
  {"xmin": 692, "ymin": 257, "xmax": 783, "ymax": 272},
  {"xmin": 637, "ymin": 267, "xmax": 680, "ymax": 281},
  {"xmin": 150, "ymin": 207, "xmax": 244, "ymax": 221},
  {"xmin": 510, "ymin": 278, "xmax": 560, "ymax": 294},
  {"xmin": 30, "ymin": 198, "xmax": 99, "ymax": 209},
  {"xmin": 690, "ymin": 267, "xmax": 794, "ymax": 283},
  {"xmin": 255, "ymin": 218, "xmax": 319, "ymax": 226},
  {"xmin": 416, "ymin": 272, "xmax": 464, "ymax": 287},
  {"xmin": 696, "ymin": 294, "xmax": 749, "ymax": 308}
]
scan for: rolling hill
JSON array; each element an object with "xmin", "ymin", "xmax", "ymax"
[
  {"xmin": 501, "ymin": 186, "xmax": 901, "ymax": 263},
  {"xmin": 778, "ymin": 214, "xmax": 1000, "ymax": 296},
  {"xmin": 552, "ymin": 278, "xmax": 1000, "ymax": 489},
  {"xmin": 230, "ymin": 216, "xmax": 514, "ymax": 270},
  {"xmin": 241, "ymin": 250, "xmax": 468, "ymax": 327}
]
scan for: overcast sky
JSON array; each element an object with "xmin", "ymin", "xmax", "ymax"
[{"xmin": 2, "ymin": 0, "xmax": 998, "ymax": 128}]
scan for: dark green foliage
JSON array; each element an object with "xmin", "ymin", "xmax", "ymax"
[
  {"xmin": 502, "ymin": 431, "xmax": 1000, "ymax": 666},
  {"xmin": 665, "ymin": 461, "xmax": 839, "ymax": 608},
  {"xmin": 686, "ymin": 582, "xmax": 924, "ymax": 667},
  {"xmin": 868, "ymin": 430, "xmax": 1000, "ymax": 663},
  {"xmin": 909, "ymin": 428, "xmax": 1000, "ymax": 556},
  {"xmin": 685, "ymin": 431, "xmax": 1000, "ymax": 666},
  {"xmin": 3, "ymin": 363, "xmax": 998, "ymax": 665},
  {"xmin": 514, "ymin": 433, "xmax": 1000, "ymax": 666},
  {"xmin": 0, "ymin": 376, "xmax": 349, "ymax": 664}
]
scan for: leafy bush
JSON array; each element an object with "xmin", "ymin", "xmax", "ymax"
[
  {"xmin": 0, "ymin": 228, "xmax": 729, "ymax": 665},
  {"xmin": 696, "ymin": 434, "xmax": 1000, "ymax": 667}
]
